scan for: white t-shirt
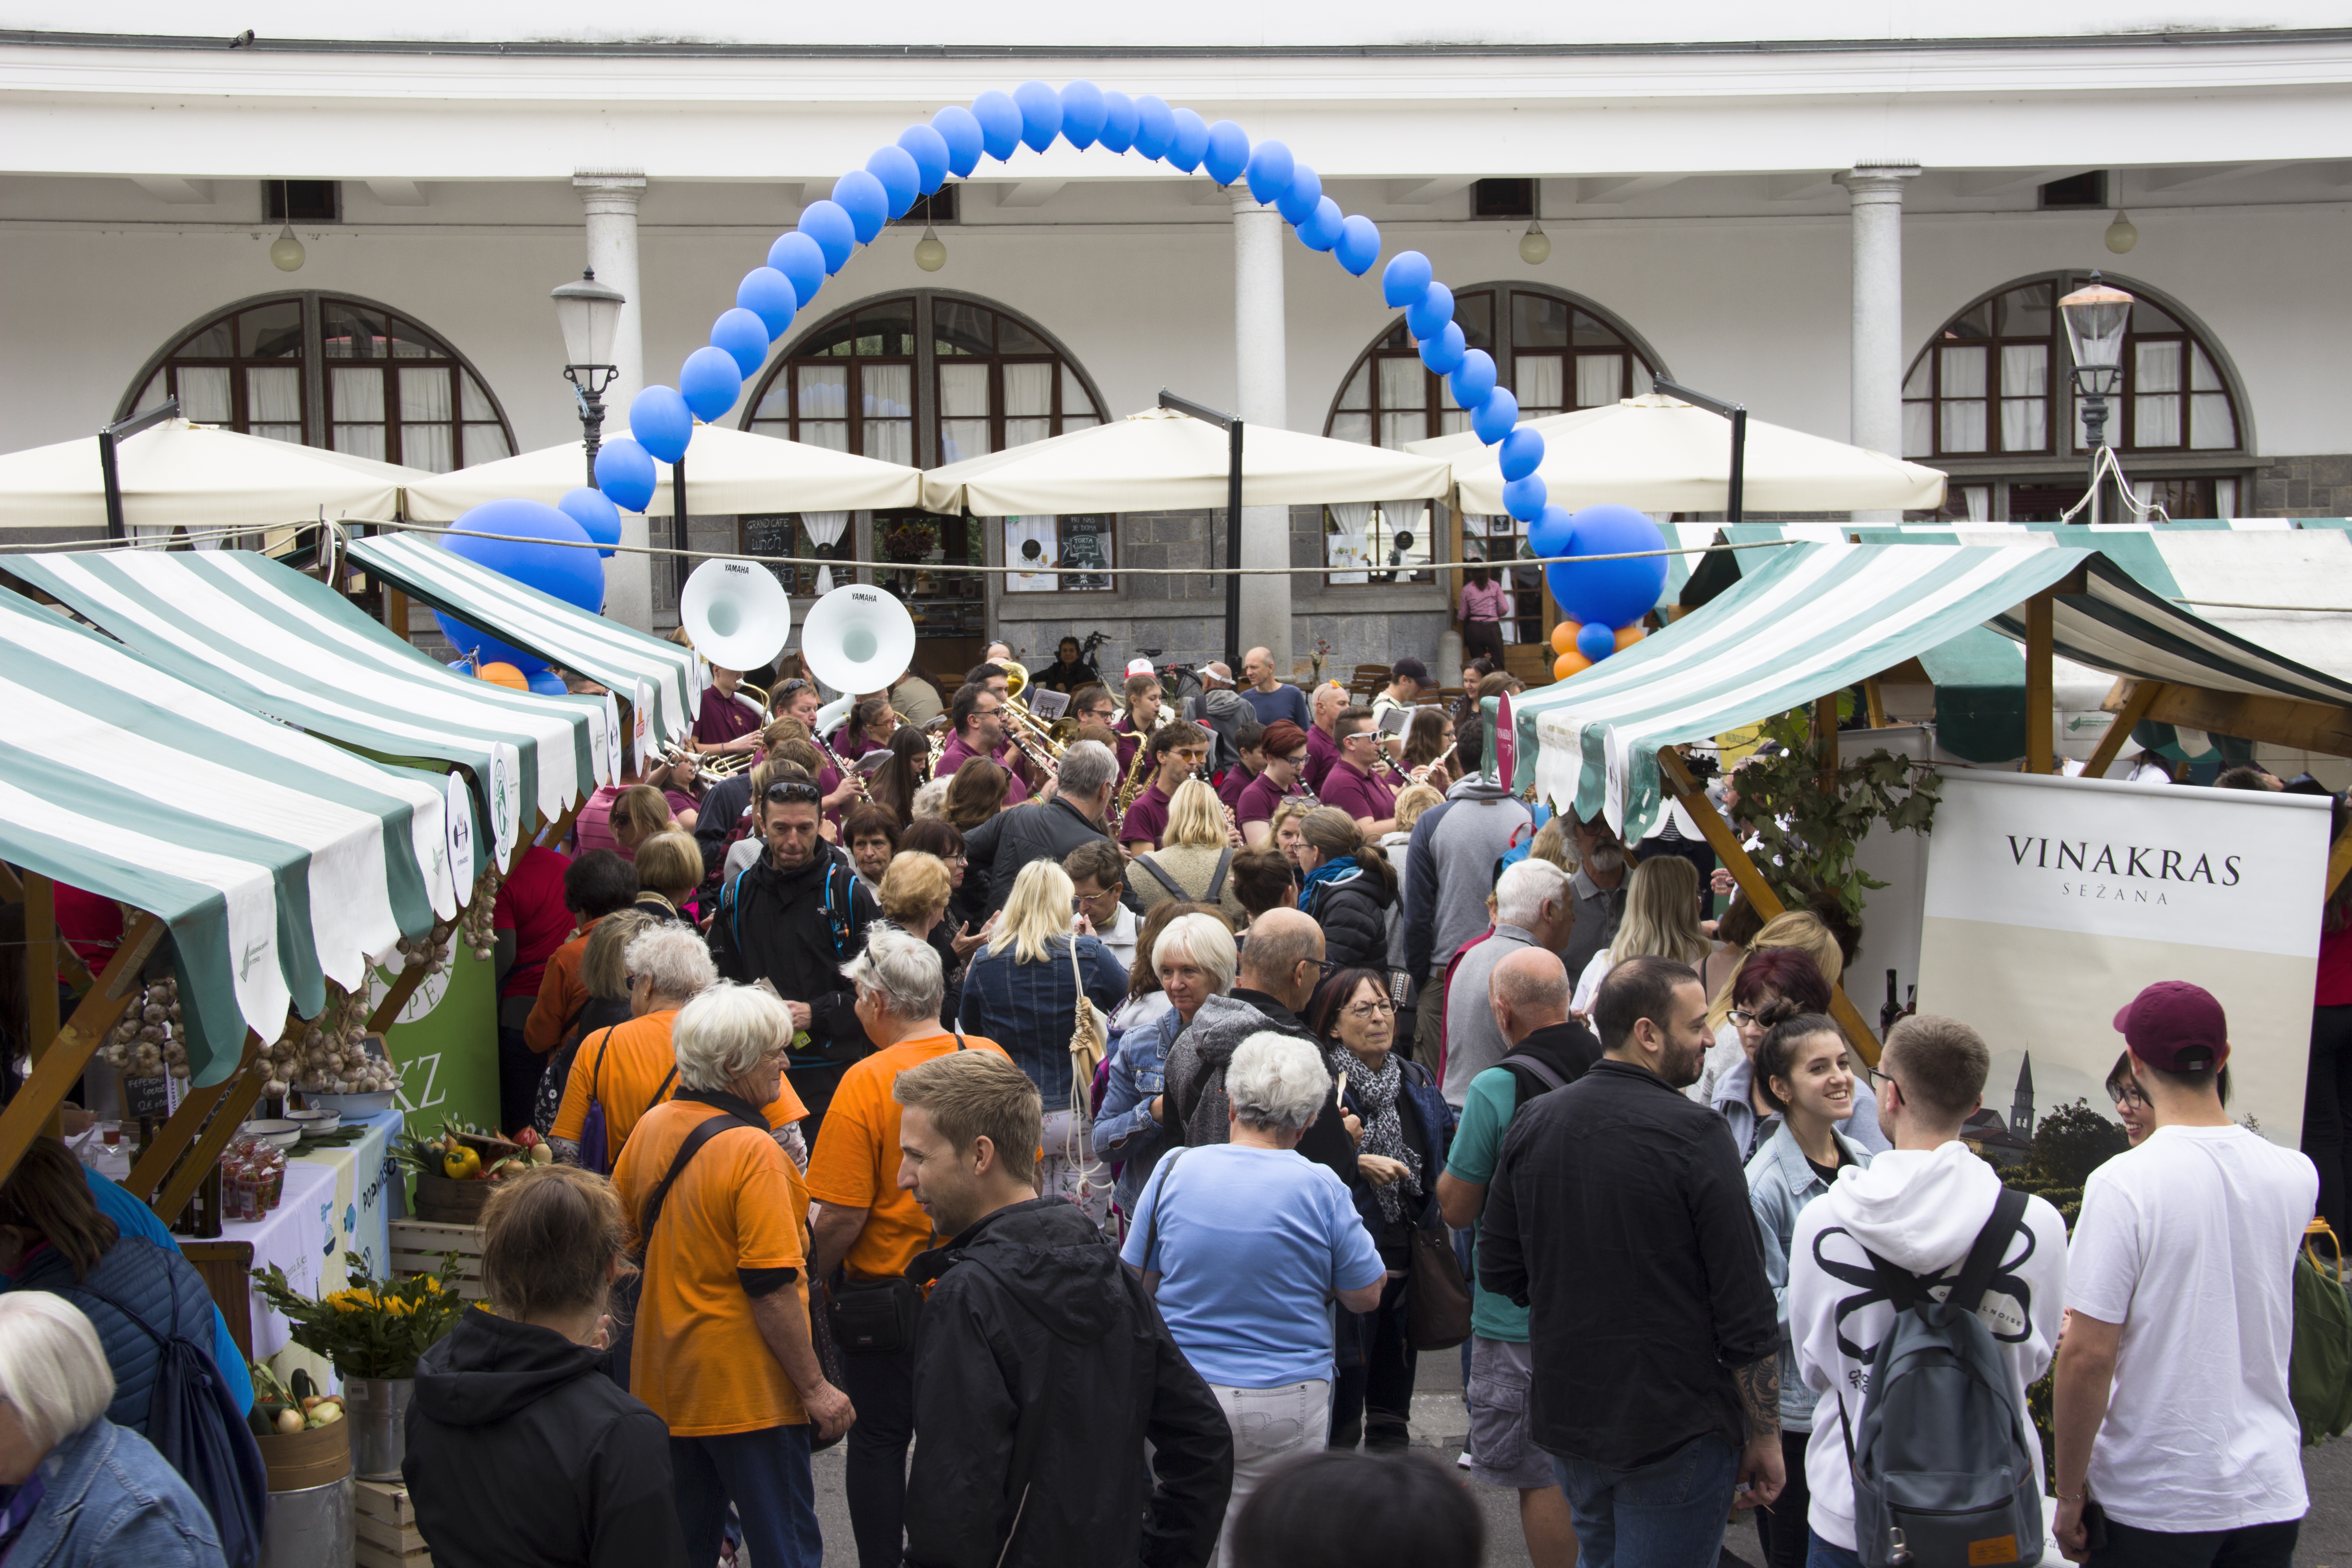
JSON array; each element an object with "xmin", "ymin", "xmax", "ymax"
[{"xmin": 2067, "ymin": 1123, "xmax": 2317, "ymax": 1533}]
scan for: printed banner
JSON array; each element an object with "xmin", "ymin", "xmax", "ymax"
[
  {"xmin": 1916, "ymin": 770, "xmax": 2330, "ymax": 1147},
  {"xmin": 370, "ymin": 942, "xmax": 500, "ymax": 1140}
]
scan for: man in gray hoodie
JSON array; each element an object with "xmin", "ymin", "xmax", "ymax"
[{"xmin": 1401, "ymin": 722, "xmax": 1534, "ymax": 1064}]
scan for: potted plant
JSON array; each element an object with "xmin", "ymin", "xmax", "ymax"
[{"xmin": 253, "ymin": 1252, "xmax": 468, "ymax": 1480}]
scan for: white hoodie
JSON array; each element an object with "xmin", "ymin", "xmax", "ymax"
[{"xmin": 1786, "ymin": 1140, "xmax": 2069, "ymax": 1552}]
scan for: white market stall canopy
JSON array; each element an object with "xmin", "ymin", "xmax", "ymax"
[
  {"xmin": 0, "ymin": 420, "xmax": 420, "ymax": 534},
  {"xmin": 1516, "ymin": 540, "xmax": 2352, "ymax": 838},
  {"xmin": 401, "ymin": 425, "xmax": 922, "ymax": 521},
  {"xmin": 1409, "ymin": 396, "xmax": 1946, "ymax": 518},
  {"xmin": 919, "ymin": 406, "xmax": 1453, "ymax": 517},
  {"xmin": 345, "ymin": 530, "xmax": 703, "ymax": 745},
  {"xmin": 0, "ymin": 583, "xmax": 466, "ymax": 1083},
  {"xmin": 6, "ymin": 549, "xmax": 610, "ymax": 840}
]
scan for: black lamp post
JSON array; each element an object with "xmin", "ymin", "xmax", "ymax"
[
  {"xmin": 2059, "ymin": 270, "xmax": 2134, "ymax": 524},
  {"xmin": 551, "ymin": 269, "xmax": 626, "ymax": 486}
]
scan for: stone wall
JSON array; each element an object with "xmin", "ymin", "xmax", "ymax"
[{"xmin": 2250, "ymin": 455, "xmax": 2352, "ymax": 519}]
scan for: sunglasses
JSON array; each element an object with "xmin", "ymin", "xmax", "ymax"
[{"xmin": 764, "ymin": 781, "xmax": 822, "ymax": 805}]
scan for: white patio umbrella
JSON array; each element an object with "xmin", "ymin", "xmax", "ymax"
[
  {"xmin": 0, "ymin": 419, "xmax": 417, "ymax": 534},
  {"xmin": 1412, "ymin": 395, "xmax": 1946, "ymax": 516},
  {"xmin": 919, "ymin": 406, "xmax": 1452, "ymax": 515},
  {"xmin": 402, "ymin": 423, "xmax": 921, "ymax": 521}
]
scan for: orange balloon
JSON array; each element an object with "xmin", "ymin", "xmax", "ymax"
[
  {"xmin": 1549, "ymin": 620, "xmax": 1581, "ymax": 656},
  {"xmin": 476, "ymin": 662, "xmax": 528, "ymax": 691},
  {"xmin": 1552, "ymin": 652, "xmax": 1592, "ymax": 682},
  {"xmin": 1613, "ymin": 625, "xmax": 1647, "ymax": 652}
]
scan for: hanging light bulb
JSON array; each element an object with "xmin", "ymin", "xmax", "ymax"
[
  {"xmin": 1518, "ymin": 219, "xmax": 1551, "ymax": 266},
  {"xmin": 269, "ymin": 222, "xmax": 306, "ymax": 271},
  {"xmin": 2104, "ymin": 210, "xmax": 2139, "ymax": 255},
  {"xmin": 913, "ymin": 223, "xmax": 947, "ymax": 272}
]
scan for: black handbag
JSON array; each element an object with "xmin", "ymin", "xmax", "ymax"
[
  {"xmin": 826, "ymin": 1274, "xmax": 923, "ymax": 1355},
  {"xmin": 1405, "ymin": 1223, "xmax": 1473, "ymax": 1352}
]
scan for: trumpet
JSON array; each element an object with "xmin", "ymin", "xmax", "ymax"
[
  {"xmin": 659, "ymin": 742, "xmax": 748, "ymax": 780},
  {"xmin": 925, "ymin": 715, "xmax": 951, "ymax": 779}
]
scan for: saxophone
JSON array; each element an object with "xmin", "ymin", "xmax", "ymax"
[
  {"xmin": 1112, "ymin": 735, "xmax": 1154, "ymax": 831},
  {"xmin": 924, "ymin": 716, "xmax": 951, "ymax": 779}
]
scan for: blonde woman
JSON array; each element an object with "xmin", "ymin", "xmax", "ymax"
[
  {"xmin": 630, "ymin": 831, "xmax": 701, "ymax": 926},
  {"xmin": 608, "ymin": 784, "xmax": 677, "ymax": 862},
  {"xmin": 1568, "ymin": 856, "xmax": 1711, "ymax": 1019},
  {"xmin": 1266, "ymin": 798, "xmax": 1314, "ymax": 871},
  {"xmin": 1130, "ymin": 779, "xmax": 1250, "ymax": 925},
  {"xmin": 956, "ymin": 859, "xmax": 1128, "ymax": 1225},
  {"xmin": 1694, "ymin": 909, "xmax": 1850, "ymax": 1107}
]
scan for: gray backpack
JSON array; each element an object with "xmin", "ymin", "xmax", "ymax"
[{"xmin": 1834, "ymin": 1187, "xmax": 2041, "ymax": 1568}]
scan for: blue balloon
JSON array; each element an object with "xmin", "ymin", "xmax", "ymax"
[
  {"xmin": 1406, "ymin": 281, "xmax": 1455, "ymax": 343},
  {"xmin": 436, "ymin": 611, "xmax": 544, "ymax": 676},
  {"xmin": 1418, "ymin": 320, "xmax": 1466, "ymax": 376},
  {"xmin": 1335, "ymin": 215, "xmax": 1382, "ymax": 277},
  {"xmin": 867, "ymin": 144, "xmax": 921, "ymax": 217},
  {"xmin": 711, "ymin": 307, "xmax": 771, "ymax": 379},
  {"xmin": 1166, "ymin": 108, "xmax": 1209, "ymax": 173},
  {"xmin": 833, "ymin": 169, "xmax": 889, "ymax": 243},
  {"xmin": 1554, "ymin": 503, "xmax": 1670, "ymax": 629},
  {"xmin": 898, "ymin": 123, "xmax": 951, "ymax": 192},
  {"xmin": 1529, "ymin": 502, "xmax": 1575, "ymax": 561},
  {"xmin": 1576, "ymin": 621, "xmax": 1617, "ymax": 662},
  {"xmin": 446, "ymin": 497, "xmax": 604, "ymax": 613},
  {"xmin": 629, "ymin": 385, "xmax": 693, "ymax": 465},
  {"xmin": 735, "ymin": 268, "xmax": 797, "ymax": 341},
  {"xmin": 1013, "ymin": 80, "xmax": 1062, "ymax": 153},
  {"xmin": 797, "ymin": 200, "xmax": 856, "ymax": 273},
  {"xmin": 526, "ymin": 667, "xmax": 570, "ymax": 697},
  {"xmin": 1244, "ymin": 139, "xmax": 1294, "ymax": 205},
  {"xmin": 1202, "ymin": 120, "xmax": 1250, "ymax": 186},
  {"xmin": 1098, "ymin": 90, "xmax": 1137, "ymax": 153},
  {"xmin": 1503, "ymin": 472, "xmax": 1548, "ymax": 522},
  {"xmin": 1471, "ymin": 385, "xmax": 1520, "ymax": 446},
  {"xmin": 971, "ymin": 91, "xmax": 1023, "ymax": 161},
  {"xmin": 1058, "ymin": 80, "xmax": 1105, "ymax": 148},
  {"xmin": 1382, "ymin": 250, "xmax": 1433, "ymax": 309},
  {"xmin": 768, "ymin": 232, "xmax": 826, "ymax": 309},
  {"xmin": 679, "ymin": 345, "xmax": 742, "ymax": 423},
  {"xmin": 1274, "ymin": 163, "xmax": 1321, "ymax": 227},
  {"xmin": 1499, "ymin": 425, "xmax": 1545, "ymax": 483},
  {"xmin": 932, "ymin": 105, "xmax": 984, "ymax": 177},
  {"xmin": 1296, "ymin": 196, "xmax": 1343, "ymax": 252},
  {"xmin": 1132, "ymin": 95, "xmax": 1176, "ymax": 161},
  {"xmin": 558, "ymin": 486, "xmax": 623, "ymax": 559},
  {"xmin": 594, "ymin": 436, "xmax": 657, "ymax": 514},
  {"xmin": 1449, "ymin": 348, "xmax": 1497, "ymax": 409}
]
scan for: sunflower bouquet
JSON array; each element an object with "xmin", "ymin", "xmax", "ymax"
[{"xmin": 252, "ymin": 1252, "xmax": 469, "ymax": 1380}]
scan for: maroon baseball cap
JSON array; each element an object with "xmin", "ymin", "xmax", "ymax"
[{"xmin": 2112, "ymin": 981, "xmax": 2230, "ymax": 1073}]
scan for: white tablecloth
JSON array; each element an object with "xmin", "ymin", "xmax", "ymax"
[{"xmin": 214, "ymin": 1158, "xmax": 337, "ymax": 1362}]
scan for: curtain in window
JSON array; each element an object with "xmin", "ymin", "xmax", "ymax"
[
  {"xmin": 1380, "ymin": 502, "xmax": 1430, "ymax": 581},
  {"xmin": 2215, "ymin": 478, "xmax": 2237, "ymax": 519},
  {"xmin": 1962, "ymin": 485, "xmax": 1991, "ymax": 523},
  {"xmin": 1515, "ymin": 353, "xmax": 1563, "ymax": 414},
  {"xmin": 2133, "ymin": 341, "xmax": 2182, "ymax": 447},
  {"xmin": 1326, "ymin": 502, "xmax": 1373, "ymax": 583},
  {"xmin": 797, "ymin": 366, "xmax": 850, "ymax": 451},
  {"xmin": 331, "ymin": 368, "xmax": 386, "ymax": 460},
  {"xmin": 2188, "ymin": 346, "xmax": 2234, "ymax": 450},
  {"xmin": 1060, "ymin": 364, "xmax": 1101, "ymax": 431},
  {"xmin": 399, "ymin": 367, "xmax": 455, "ymax": 472},
  {"xmin": 1571, "ymin": 353, "xmax": 1617, "ymax": 411},
  {"xmin": 804, "ymin": 511, "xmax": 851, "ymax": 594},
  {"xmin": 861, "ymin": 366, "xmax": 913, "ymax": 466},
  {"xmin": 938, "ymin": 362, "xmax": 990, "ymax": 464},
  {"xmin": 1377, "ymin": 358, "xmax": 1426, "ymax": 447},
  {"xmin": 245, "ymin": 366, "xmax": 302, "ymax": 444},
  {"xmin": 1902, "ymin": 402, "xmax": 1933, "ymax": 459},
  {"xmin": 177, "ymin": 366, "xmax": 233, "ymax": 425},
  {"xmin": 1003, "ymin": 362, "xmax": 1053, "ymax": 449},
  {"xmin": 1937, "ymin": 346, "xmax": 1987, "ymax": 454},
  {"xmin": 1999, "ymin": 344, "xmax": 2047, "ymax": 451}
]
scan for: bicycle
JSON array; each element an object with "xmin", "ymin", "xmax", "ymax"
[{"xmin": 1130, "ymin": 647, "xmax": 1205, "ymax": 711}]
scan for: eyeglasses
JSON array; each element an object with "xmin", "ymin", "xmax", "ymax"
[
  {"xmin": 1315, "ymin": 957, "xmax": 1342, "ymax": 976},
  {"xmin": 1728, "ymin": 1008, "xmax": 1760, "ymax": 1027},
  {"xmin": 1344, "ymin": 1000, "xmax": 1397, "ymax": 1019},
  {"xmin": 1864, "ymin": 1065, "xmax": 1901, "ymax": 1098},
  {"xmin": 1279, "ymin": 754, "xmax": 1309, "ymax": 768},
  {"xmin": 2111, "ymin": 1083, "xmax": 2147, "ymax": 1110},
  {"xmin": 759, "ymin": 1044, "xmax": 792, "ymax": 1066},
  {"xmin": 764, "ymin": 781, "xmax": 822, "ymax": 805}
]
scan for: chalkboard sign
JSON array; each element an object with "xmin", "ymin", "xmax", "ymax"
[{"xmin": 123, "ymin": 1075, "xmax": 170, "ymax": 1118}]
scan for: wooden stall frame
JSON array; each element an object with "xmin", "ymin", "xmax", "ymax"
[
  {"xmin": 145, "ymin": 1035, "xmax": 268, "ymax": 1224},
  {"xmin": 0, "ymin": 900, "xmax": 165, "ymax": 1185}
]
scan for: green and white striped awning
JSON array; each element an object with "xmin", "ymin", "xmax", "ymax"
[
  {"xmin": 0, "ymin": 585, "xmax": 469, "ymax": 1084},
  {"xmin": 9, "ymin": 549, "xmax": 613, "ymax": 855},
  {"xmin": 1515, "ymin": 540, "xmax": 2352, "ymax": 839},
  {"xmin": 346, "ymin": 531, "xmax": 702, "ymax": 745}
]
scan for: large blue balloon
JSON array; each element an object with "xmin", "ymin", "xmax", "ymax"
[
  {"xmin": 1202, "ymin": 120, "xmax": 1250, "ymax": 186},
  {"xmin": 768, "ymin": 232, "xmax": 826, "ymax": 309},
  {"xmin": 1382, "ymin": 250, "xmax": 1433, "ymax": 309},
  {"xmin": 435, "ymin": 610, "xmax": 543, "ymax": 676},
  {"xmin": 679, "ymin": 346, "xmax": 742, "ymax": 423},
  {"xmin": 447, "ymin": 497, "xmax": 604, "ymax": 612},
  {"xmin": 1552, "ymin": 503, "xmax": 1669, "ymax": 629},
  {"xmin": 1058, "ymin": 80, "xmax": 1105, "ymax": 148},
  {"xmin": 797, "ymin": 200, "xmax": 856, "ymax": 273},
  {"xmin": 1418, "ymin": 320, "xmax": 1466, "ymax": 376},
  {"xmin": 932, "ymin": 105, "xmax": 984, "ymax": 177},
  {"xmin": 867, "ymin": 144, "xmax": 921, "ymax": 217},
  {"xmin": 1406, "ymin": 281, "xmax": 1455, "ymax": 343},
  {"xmin": 1502, "ymin": 472, "xmax": 1548, "ymax": 522},
  {"xmin": 898, "ymin": 123, "xmax": 951, "ymax": 192},
  {"xmin": 1098, "ymin": 90, "xmax": 1137, "ymax": 153},
  {"xmin": 1576, "ymin": 621, "xmax": 1617, "ymax": 662},
  {"xmin": 971, "ymin": 91, "xmax": 1023, "ymax": 161},
  {"xmin": 1166, "ymin": 108, "xmax": 1209, "ymax": 172},
  {"xmin": 1499, "ymin": 425, "xmax": 1545, "ymax": 483},
  {"xmin": 1335, "ymin": 215, "xmax": 1382, "ymax": 276},
  {"xmin": 1274, "ymin": 163, "xmax": 1321, "ymax": 227},
  {"xmin": 1132, "ymin": 95, "xmax": 1176, "ymax": 161},
  {"xmin": 526, "ymin": 667, "xmax": 570, "ymax": 697},
  {"xmin": 736, "ymin": 267, "xmax": 798, "ymax": 341},
  {"xmin": 1449, "ymin": 348, "xmax": 1497, "ymax": 409},
  {"xmin": 1013, "ymin": 80, "xmax": 1061, "ymax": 152},
  {"xmin": 630, "ymin": 385, "xmax": 693, "ymax": 465},
  {"xmin": 1244, "ymin": 139, "xmax": 1294, "ymax": 205},
  {"xmin": 1529, "ymin": 502, "xmax": 1575, "ymax": 561},
  {"xmin": 711, "ymin": 307, "xmax": 771, "ymax": 378},
  {"xmin": 1297, "ymin": 196, "xmax": 1343, "ymax": 252},
  {"xmin": 594, "ymin": 436, "xmax": 657, "ymax": 514},
  {"xmin": 558, "ymin": 486, "xmax": 623, "ymax": 559},
  {"xmin": 833, "ymin": 169, "xmax": 889, "ymax": 243},
  {"xmin": 1471, "ymin": 386, "xmax": 1520, "ymax": 446}
]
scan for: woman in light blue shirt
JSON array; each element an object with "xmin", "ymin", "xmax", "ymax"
[{"xmin": 1097, "ymin": 912, "xmax": 1235, "ymax": 1224}]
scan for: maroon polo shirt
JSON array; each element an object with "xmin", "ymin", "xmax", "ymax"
[
  {"xmin": 1118, "ymin": 781, "xmax": 1173, "ymax": 848},
  {"xmin": 693, "ymin": 687, "xmax": 761, "ymax": 749},
  {"xmin": 1303, "ymin": 723, "xmax": 1340, "ymax": 792},
  {"xmin": 1217, "ymin": 764, "xmax": 1257, "ymax": 812},
  {"xmin": 1235, "ymin": 770, "xmax": 1289, "ymax": 829},
  {"xmin": 1319, "ymin": 759, "xmax": 1396, "ymax": 826},
  {"xmin": 936, "ymin": 733, "xmax": 1029, "ymax": 807}
]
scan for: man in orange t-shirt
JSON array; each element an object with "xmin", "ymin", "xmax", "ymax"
[
  {"xmin": 615, "ymin": 982, "xmax": 852, "ymax": 1568},
  {"xmin": 808, "ymin": 927, "xmax": 1005, "ymax": 1568}
]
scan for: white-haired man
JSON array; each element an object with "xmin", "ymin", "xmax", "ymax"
[{"xmin": 1441, "ymin": 859, "xmax": 1577, "ymax": 1108}]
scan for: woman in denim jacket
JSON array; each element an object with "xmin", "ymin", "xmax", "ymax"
[
  {"xmin": 1097, "ymin": 912, "xmax": 1237, "ymax": 1225},
  {"xmin": 1743, "ymin": 1012, "xmax": 1875, "ymax": 1568}
]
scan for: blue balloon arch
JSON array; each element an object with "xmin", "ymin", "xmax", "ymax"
[{"xmin": 592, "ymin": 80, "xmax": 1646, "ymax": 629}]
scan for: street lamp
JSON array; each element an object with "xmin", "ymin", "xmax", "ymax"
[
  {"xmin": 2059, "ymin": 269, "xmax": 2133, "ymax": 523},
  {"xmin": 551, "ymin": 269, "xmax": 626, "ymax": 485}
]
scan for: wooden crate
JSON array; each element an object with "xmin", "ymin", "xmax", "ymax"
[
  {"xmin": 353, "ymin": 1478, "xmax": 434, "ymax": 1568},
  {"xmin": 388, "ymin": 1219, "xmax": 485, "ymax": 1302}
]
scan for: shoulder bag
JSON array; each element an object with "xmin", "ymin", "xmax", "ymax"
[
  {"xmin": 1068, "ymin": 936, "xmax": 1108, "ymax": 1099},
  {"xmin": 826, "ymin": 1035, "xmax": 970, "ymax": 1358}
]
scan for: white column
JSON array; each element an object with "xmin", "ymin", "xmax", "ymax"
[
  {"xmin": 575, "ymin": 168, "xmax": 651, "ymax": 630},
  {"xmin": 1231, "ymin": 195, "xmax": 1291, "ymax": 670},
  {"xmin": 1838, "ymin": 162, "xmax": 1920, "ymax": 523}
]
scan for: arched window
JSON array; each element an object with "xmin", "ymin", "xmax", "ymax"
[{"xmin": 122, "ymin": 293, "xmax": 514, "ymax": 474}]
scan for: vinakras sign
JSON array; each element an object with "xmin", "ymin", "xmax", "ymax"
[{"xmin": 1917, "ymin": 770, "xmax": 2330, "ymax": 1145}]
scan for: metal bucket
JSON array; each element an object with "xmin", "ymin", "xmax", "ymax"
[
  {"xmin": 340, "ymin": 1377, "xmax": 414, "ymax": 1481},
  {"xmin": 260, "ymin": 1475, "xmax": 353, "ymax": 1568}
]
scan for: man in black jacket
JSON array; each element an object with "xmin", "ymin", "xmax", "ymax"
[
  {"xmin": 708, "ymin": 777, "xmax": 878, "ymax": 1130},
  {"xmin": 895, "ymin": 1051, "xmax": 1231, "ymax": 1568},
  {"xmin": 960, "ymin": 739, "xmax": 1124, "ymax": 920}
]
